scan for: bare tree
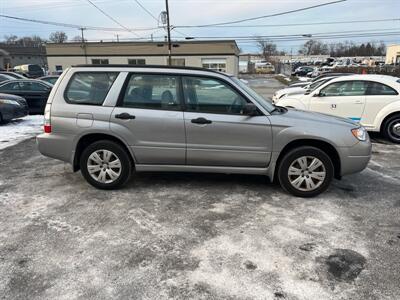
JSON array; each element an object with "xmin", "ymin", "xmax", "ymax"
[
  {"xmin": 71, "ymin": 35, "xmax": 86, "ymax": 42},
  {"xmin": 4, "ymin": 34, "xmax": 18, "ymax": 44},
  {"xmin": 299, "ymin": 39, "xmax": 329, "ymax": 55},
  {"xmin": 49, "ymin": 31, "xmax": 68, "ymax": 43},
  {"xmin": 255, "ymin": 37, "xmax": 277, "ymax": 60}
]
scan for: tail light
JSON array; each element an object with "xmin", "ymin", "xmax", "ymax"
[{"xmin": 44, "ymin": 103, "xmax": 52, "ymax": 133}]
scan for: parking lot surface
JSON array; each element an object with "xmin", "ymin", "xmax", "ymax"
[{"xmin": 0, "ymin": 78, "xmax": 399, "ymax": 300}]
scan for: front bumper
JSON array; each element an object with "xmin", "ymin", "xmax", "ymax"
[{"xmin": 339, "ymin": 139, "xmax": 372, "ymax": 176}]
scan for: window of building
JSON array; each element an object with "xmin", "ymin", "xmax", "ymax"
[
  {"xmin": 65, "ymin": 72, "xmax": 118, "ymax": 105},
  {"xmin": 91, "ymin": 59, "xmax": 109, "ymax": 65},
  {"xmin": 128, "ymin": 59, "xmax": 146, "ymax": 65},
  {"xmin": 170, "ymin": 58, "xmax": 185, "ymax": 66},
  {"xmin": 202, "ymin": 59, "xmax": 227, "ymax": 73},
  {"xmin": 55, "ymin": 65, "xmax": 63, "ymax": 71},
  {"xmin": 182, "ymin": 76, "xmax": 247, "ymax": 114},
  {"xmin": 121, "ymin": 74, "xmax": 180, "ymax": 110}
]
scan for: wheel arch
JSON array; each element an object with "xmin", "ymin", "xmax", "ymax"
[
  {"xmin": 273, "ymin": 139, "xmax": 341, "ymax": 181},
  {"xmin": 73, "ymin": 133, "xmax": 135, "ymax": 172}
]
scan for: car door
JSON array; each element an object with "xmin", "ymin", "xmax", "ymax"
[
  {"xmin": 309, "ymin": 80, "xmax": 367, "ymax": 122},
  {"xmin": 361, "ymin": 81, "xmax": 399, "ymax": 128},
  {"xmin": 26, "ymin": 81, "xmax": 51, "ymax": 113},
  {"xmin": 110, "ymin": 73, "xmax": 186, "ymax": 165},
  {"xmin": 182, "ymin": 76, "xmax": 272, "ymax": 168}
]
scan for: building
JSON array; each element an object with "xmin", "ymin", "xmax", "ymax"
[
  {"xmin": 46, "ymin": 40, "xmax": 240, "ymax": 75},
  {"xmin": 385, "ymin": 44, "xmax": 400, "ymax": 65},
  {"xmin": 0, "ymin": 43, "xmax": 47, "ymax": 70}
]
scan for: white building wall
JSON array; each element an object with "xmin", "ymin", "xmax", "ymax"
[{"xmin": 47, "ymin": 55, "xmax": 239, "ymax": 75}]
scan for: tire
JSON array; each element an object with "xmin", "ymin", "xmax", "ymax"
[
  {"xmin": 382, "ymin": 114, "xmax": 400, "ymax": 144},
  {"xmin": 80, "ymin": 140, "xmax": 133, "ymax": 190},
  {"xmin": 278, "ymin": 146, "xmax": 334, "ymax": 198}
]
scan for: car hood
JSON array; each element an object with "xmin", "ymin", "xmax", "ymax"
[{"xmin": 281, "ymin": 107, "xmax": 359, "ymax": 128}]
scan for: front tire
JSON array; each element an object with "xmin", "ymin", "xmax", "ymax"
[
  {"xmin": 383, "ymin": 114, "xmax": 400, "ymax": 143},
  {"xmin": 278, "ymin": 146, "xmax": 334, "ymax": 197},
  {"xmin": 80, "ymin": 140, "xmax": 133, "ymax": 190}
]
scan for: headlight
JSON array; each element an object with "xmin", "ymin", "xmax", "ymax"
[
  {"xmin": 0, "ymin": 99, "xmax": 19, "ymax": 105},
  {"xmin": 351, "ymin": 127, "xmax": 367, "ymax": 141}
]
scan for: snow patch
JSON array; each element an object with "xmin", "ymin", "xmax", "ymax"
[{"xmin": 0, "ymin": 115, "xmax": 43, "ymax": 150}]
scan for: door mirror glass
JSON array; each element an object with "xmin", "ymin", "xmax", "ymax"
[{"xmin": 242, "ymin": 103, "xmax": 258, "ymax": 116}]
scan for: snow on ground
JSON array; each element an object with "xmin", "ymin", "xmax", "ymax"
[{"xmin": 0, "ymin": 115, "xmax": 43, "ymax": 150}]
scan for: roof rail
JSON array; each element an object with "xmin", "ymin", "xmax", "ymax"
[{"xmin": 71, "ymin": 64, "xmax": 229, "ymax": 76}]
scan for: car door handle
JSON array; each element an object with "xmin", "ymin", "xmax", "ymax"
[
  {"xmin": 115, "ymin": 113, "xmax": 136, "ymax": 120},
  {"xmin": 354, "ymin": 100, "xmax": 363, "ymax": 104},
  {"xmin": 191, "ymin": 117, "xmax": 212, "ymax": 124}
]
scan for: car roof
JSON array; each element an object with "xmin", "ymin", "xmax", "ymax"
[
  {"xmin": 329, "ymin": 74, "xmax": 399, "ymax": 83},
  {"xmin": 72, "ymin": 64, "xmax": 232, "ymax": 77}
]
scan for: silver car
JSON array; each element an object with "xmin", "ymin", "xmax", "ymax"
[{"xmin": 37, "ymin": 65, "xmax": 371, "ymax": 197}]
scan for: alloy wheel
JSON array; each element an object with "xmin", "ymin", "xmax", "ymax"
[
  {"xmin": 288, "ymin": 156, "xmax": 326, "ymax": 192},
  {"xmin": 87, "ymin": 149, "xmax": 122, "ymax": 184}
]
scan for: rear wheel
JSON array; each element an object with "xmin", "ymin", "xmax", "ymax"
[
  {"xmin": 383, "ymin": 114, "xmax": 400, "ymax": 143},
  {"xmin": 80, "ymin": 140, "xmax": 133, "ymax": 189},
  {"xmin": 278, "ymin": 146, "xmax": 334, "ymax": 197}
]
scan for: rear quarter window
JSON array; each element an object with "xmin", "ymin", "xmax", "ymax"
[{"xmin": 65, "ymin": 72, "xmax": 118, "ymax": 105}]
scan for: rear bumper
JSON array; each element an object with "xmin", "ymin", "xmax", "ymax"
[
  {"xmin": 36, "ymin": 133, "xmax": 74, "ymax": 164},
  {"xmin": 339, "ymin": 139, "xmax": 372, "ymax": 176}
]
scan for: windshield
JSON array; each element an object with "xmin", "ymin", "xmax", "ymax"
[
  {"xmin": 231, "ymin": 77, "xmax": 275, "ymax": 112},
  {"xmin": 308, "ymin": 78, "xmax": 330, "ymax": 91}
]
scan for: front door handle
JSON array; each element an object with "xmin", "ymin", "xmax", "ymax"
[
  {"xmin": 191, "ymin": 117, "xmax": 212, "ymax": 125},
  {"xmin": 115, "ymin": 113, "xmax": 136, "ymax": 120}
]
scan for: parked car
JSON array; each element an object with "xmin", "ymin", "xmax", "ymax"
[
  {"xmin": 0, "ymin": 93, "xmax": 29, "ymax": 123},
  {"xmin": 0, "ymin": 71, "xmax": 26, "ymax": 79},
  {"xmin": 288, "ymin": 73, "xmax": 353, "ymax": 88},
  {"xmin": 0, "ymin": 79, "xmax": 52, "ymax": 114},
  {"xmin": 13, "ymin": 64, "xmax": 44, "ymax": 78},
  {"xmin": 38, "ymin": 75, "xmax": 60, "ymax": 85},
  {"xmin": 0, "ymin": 74, "xmax": 15, "ymax": 83},
  {"xmin": 273, "ymin": 77, "xmax": 336, "ymax": 103},
  {"xmin": 37, "ymin": 65, "xmax": 371, "ymax": 197},
  {"xmin": 292, "ymin": 66, "xmax": 315, "ymax": 77},
  {"xmin": 276, "ymin": 75, "xmax": 400, "ymax": 143}
]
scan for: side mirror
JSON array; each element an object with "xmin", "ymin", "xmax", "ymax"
[{"xmin": 242, "ymin": 103, "xmax": 259, "ymax": 116}]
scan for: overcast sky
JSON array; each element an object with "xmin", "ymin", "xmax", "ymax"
[{"xmin": 0, "ymin": 0, "xmax": 399, "ymax": 52}]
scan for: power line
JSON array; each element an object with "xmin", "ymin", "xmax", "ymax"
[
  {"xmin": 176, "ymin": 0, "xmax": 347, "ymax": 27},
  {"xmin": 175, "ymin": 18, "xmax": 400, "ymax": 29},
  {"xmin": 132, "ymin": 0, "xmax": 159, "ymax": 22},
  {"xmin": 84, "ymin": 0, "xmax": 141, "ymax": 37},
  {"xmin": 0, "ymin": 14, "xmax": 158, "ymax": 32}
]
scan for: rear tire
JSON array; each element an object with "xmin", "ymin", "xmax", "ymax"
[
  {"xmin": 382, "ymin": 114, "xmax": 400, "ymax": 143},
  {"xmin": 80, "ymin": 140, "xmax": 133, "ymax": 190},
  {"xmin": 278, "ymin": 146, "xmax": 334, "ymax": 198}
]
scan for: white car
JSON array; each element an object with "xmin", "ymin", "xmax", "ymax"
[
  {"xmin": 276, "ymin": 75, "xmax": 400, "ymax": 143},
  {"xmin": 272, "ymin": 77, "xmax": 335, "ymax": 103}
]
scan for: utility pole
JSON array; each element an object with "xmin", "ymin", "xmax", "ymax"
[
  {"xmin": 80, "ymin": 27, "xmax": 88, "ymax": 64},
  {"xmin": 165, "ymin": 0, "xmax": 172, "ymax": 66}
]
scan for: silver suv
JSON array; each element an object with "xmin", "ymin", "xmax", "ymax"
[{"xmin": 37, "ymin": 65, "xmax": 371, "ymax": 197}]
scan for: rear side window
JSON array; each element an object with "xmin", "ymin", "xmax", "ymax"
[
  {"xmin": 120, "ymin": 74, "xmax": 180, "ymax": 110},
  {"xmin": 367, "ymin": 82, "xmax": 398, "ymax": 95},
  {"xmin": 65, "ymin": 72, "xmax": 118, "ymax": 105}
]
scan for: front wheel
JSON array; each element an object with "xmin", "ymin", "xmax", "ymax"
[
  {"xmin": 383, "ymin": 114, "xmax": 400, "ymax": 143},
  {"xmin": 278, "ymin": 146, "xmax": 334, "ymax": 197},
  {"xmin": 80, "ymin": 140, "xmax": 133, "ymax": 190}
]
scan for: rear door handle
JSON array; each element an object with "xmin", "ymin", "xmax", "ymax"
[
  {"xmin": 191, "ymin": 117, "xmax": 212, "ymax": 125},
  {"xmin": 115, "ymin": 113, "xmax": 136, "ymax": 120}
]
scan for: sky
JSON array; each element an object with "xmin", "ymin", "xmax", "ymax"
[{"xmin": 0, "ymin": 0, "xmax": 399, "ymax": 53}]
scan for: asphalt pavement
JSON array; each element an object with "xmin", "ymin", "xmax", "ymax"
[{"xmin": 0, "ymin": 77, "xmax": 399, "ymax": 300}]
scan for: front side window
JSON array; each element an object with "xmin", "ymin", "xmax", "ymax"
[
  {"xmin": 367, "ymin": 82, "xmax": 398, "ymax": 95},
  {"xmin": 183, "ymin": 76, "xmax": 247, "ymax": 114},
  {"xmin": 65, "ymin": 72, "xmax": 118, "ymax": 105},
  {"xmin": 121, "ymin": 74, "xmax": 180, "ymax": 110},
  {"xmin": 320, "ymin": 81, "xmax": 368, "ymax": 97}
]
